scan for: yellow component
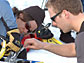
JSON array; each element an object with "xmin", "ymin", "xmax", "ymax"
[
  {"xmin": 4, "ymin": 48, "xmax": 11, "ymax": 56},
  {"xmin": 6, "ymin": 29, "xmax": 20, "ymax": 52},
  {"xmin": 38, "ymin": 31, "xmax": 40, "ymax": 33},
  {"xmin": 36, "ymin": 62, "xmax": 44, "ymax": 63},
  {"xmin": 42, "ymin": 37, "xmax": 63, "ymax": 45},
  {"xmin": 0, "ymin": 38, "xmax": 6, "ymax": 59}
]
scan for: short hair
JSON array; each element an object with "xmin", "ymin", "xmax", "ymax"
[
  {"xmin": 16, "ymin": 10, "xmax": 34, "ymax": 22},
  {"xmin": 46, "ymin": 0, "xmax": 83, "ymax": 15},
  {"xmin": 12, "ymin": 7, "xmax": 19, "ymax": 16},
  {"xmin": 16, "ymin": 6, "xmax": 45, "ymax": 27}
]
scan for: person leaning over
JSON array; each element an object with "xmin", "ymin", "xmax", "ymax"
[
  {"xmin": 15, "ymin": 6, "xmax": 45, "ymax": 52},
  {"xmin": 16, "ymin": 6, "xmax": 45, "ymax": 34},
  {"xmin": 24, "ymin": 0, "xmax": 84, "ymax": 63}
]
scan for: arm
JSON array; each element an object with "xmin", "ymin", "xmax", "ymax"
[
  {"xmin": 43, "ymin": 42, "xmax": 76, "ymax": 57},
  {"xmin": 0, "ymin": 0, "xmax": 17, "ymax": 37},
  {"xmin": 24, "ymin": 38, "xmax": 76, "ymax": 57},
  {"xmin": 0, "ymin": 0, "xmax": 17, "ymax": 29}
]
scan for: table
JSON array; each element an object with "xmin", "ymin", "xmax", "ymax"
[{"xmin": 27, "ymin": 49, "xmax": 77, "ymax": 63}]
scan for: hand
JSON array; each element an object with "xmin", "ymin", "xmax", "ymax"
[{"xmin": 23, "ymin": 38, "xmax": 44, "ymax": 50}]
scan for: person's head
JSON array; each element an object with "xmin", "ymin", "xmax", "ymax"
[
  {"xmin": 12, "ymin": 7, "xmax": 19, "ymax": 16},
  {"xmin": 46, "ymin": 0, "xmax": 83, "ymax": 33},
  {"xmin": 16, "ymin": 6, "xmax": 45, "ymax": 34}
]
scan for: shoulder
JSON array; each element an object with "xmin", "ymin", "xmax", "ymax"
[
  {"xmin": 75, "ymin": 32, "xmax": 84, "ymax": 44},
  {"xmin": 0, "ymin": 0, "xmax": 10, "ymax": 9},
  {"xmin": 0, "ymin": 0, "xmax": 9, "ymax": 4}
]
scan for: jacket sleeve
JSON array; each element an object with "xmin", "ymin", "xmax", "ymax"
[
  {"xmin": 0, "ymin": 0, "xmax": 17, "ymax": 29},
  {"xmin": 0, "ymin": 0, "xmax": 17, "ymax": 37},
  {"xmin": 75, "ymin": 32, "xmax": 84, "ymax": 63}
]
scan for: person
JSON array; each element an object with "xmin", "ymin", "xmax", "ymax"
[
  {"xmin": 12, "ymin": 7, "xmax": 19, "ymax": 17},
  {"xmin": 0, "ymin": 0, "xmax": 26, "ymax": 60},
  {"xmin": 16, "ymin": 6, "xmax": 45, "ymax": 34},
  {"xmin": 12, "ymin": 6, "xmax": 45, "ymax": 59},
  {"xmin": 52, "ymin": 21, "xmax": 75, "ymax": 43},
  {"xmin": 15, "ymin": 6, "xmax": 45, "ymax": 52},
  {"xmin": 59, "ymin": 0, "xmax": 84, "ymax": 43},
  {"xmin": 24, "ymin": 0, "xmax": 84, "ymax": 63},
  {"xmin": 0, "ymin": 0, "xmax": 17, "ymax": 42}
]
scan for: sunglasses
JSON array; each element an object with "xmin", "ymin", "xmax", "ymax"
[
  {"xmin": 51, "ymin": 11, "xmax": 62, "ymax": 21},
  {"xmin": 18, "ymin": 16, "xmax": 36, "ymax": 33},
  {"xmin": 18, "ymin": 16, "xmax": 31, "ymax": 33},
  {"xmin": 25, "ymin": 22, "xmax": 36, "ymax": 33},
  {"xmin": 25, "ymin": 22, "xmax": 32, "ymax": 33}
]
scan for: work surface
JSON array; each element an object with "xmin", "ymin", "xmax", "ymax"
[{"xmin": 27, "ymin": 49, "xmax": 77, "ymax": 63}]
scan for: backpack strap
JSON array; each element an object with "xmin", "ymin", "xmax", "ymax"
[{"xmin": 1, "ymin": 17, "xmax": 10, "ymax": 31}]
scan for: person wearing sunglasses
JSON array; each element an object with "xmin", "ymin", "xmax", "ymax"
[
  {"xmin": 51, "ymin": 12, "xmax": 75, "ymax": 43},
  {"xmin": 24, "ymin": 0, "xmax": 84, "ymax": 63},
  {"xmin": 9, "ymin": 6, "xmax": 45, "ymax": 60},
  {"xmin": 16, "ymin": 6, "xmax": 45, "ymax": 35},
  {"xmin": 15, "ymin": 6, "xmax": 45, "ymax": 51}
]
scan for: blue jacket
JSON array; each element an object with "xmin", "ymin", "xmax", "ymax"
[{"xmin": 0, "ymin": 0, "xmax": 17, "ymax": 43}]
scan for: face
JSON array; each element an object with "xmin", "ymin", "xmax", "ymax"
[
  {"xmin": 16, "ymin": 13, "xmax": 37, "ymax": 34},
  {"xmin": 48, "ymin": 7, "xmax": 72, "ymax": 33}
]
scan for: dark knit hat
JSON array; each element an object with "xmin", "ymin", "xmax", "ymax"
[{"xmin": 23, "ymin": 6, "xmax": 45, "ymax": 27}]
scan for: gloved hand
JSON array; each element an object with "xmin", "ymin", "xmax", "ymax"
[{"xmin": 4, "ymin": 29, "xmax": 22, "ymax": 56}]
